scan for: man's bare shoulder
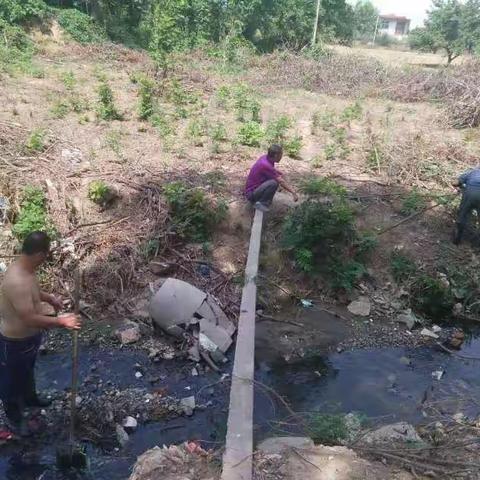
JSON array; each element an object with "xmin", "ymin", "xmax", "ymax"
[{"xmin": 2, "ymin": 263, "xmax": 33, "ymax": 293}]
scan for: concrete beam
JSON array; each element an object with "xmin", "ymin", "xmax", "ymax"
[{"xmin": 221, "ymin": 209, "xmax": 264, "ymax": 480}]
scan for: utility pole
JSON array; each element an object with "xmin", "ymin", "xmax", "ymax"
[
  {"xmin": 372, "ymin": 15, "xmax": 380, "ymax": 45},
  {"xmin": 312, "ymin": 0, "xmax": 321, "ymax": 47}
]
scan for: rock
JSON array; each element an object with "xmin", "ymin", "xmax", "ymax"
[
  {"xmin": 61, "ymin": 148, "xmax": 83, "ymax": 164},
  {"xmin": 116, "ymin": 424, "xmax": 129, "ymax": 447},
  {"xmin": 347, "ymin": 296, "xmax": 371, "ymax": 317},
  {"xmin": 135, "ymin": 371, "xmax": 143, "ymax": 379},
  {"xmin": 432, "ymin": 325, "xmax": 442, "ymax": 333},
  {"xmin": 148, "ymin": 261, "xmax": 175, "ymax": 276},
  {"xmin": 438, "ymin": 273, "xmax": 450, "ymax": 289},
  {"xmin": 447, "ymin": 329, "xmax": 465, "ymax": 349},
  {"xmin": 420, "ymin": 328, "xmax": 439, "ymax": 339},
  {"xmin": 453, "ymin": 302, "xmax": 463, "ymax": 317},
  {"xmin": 362, "ymin": 422, "xmax": 423, "ymax": 445},
  {"xmin": 75, "ymin": 395, "xmax": 83, "ymax": 407},
  {"xmin": 453, "ymin": 412, "xmax": 466, "ymax": 424},
  {"xmin": 180, "ymin": 396, "xmax": 196, "ymax": 416},
  {"xmin": 431, "ymin": 370, "xmax": 444, "ymax": 380},
  {"xmin": 115, "ymin": 322, "xmax": 141, "ymax": 345},
  {"xmin": 191, "ymin": 368, "xmax": 198, "ymax": 377},
  {"xmin": 258, "ymin": 437, "xmax": 315, "ymax": 454},
  {"xmin": 396, "ymin": 309, "xmax": 418, "ymax": 330},
  {"xmin": 400, "ymin": 356, "xmax": 411, "ymax": 366},
  {"xmin": 123, "ymin": 416, "xmax": 138, "ymax": 432}
]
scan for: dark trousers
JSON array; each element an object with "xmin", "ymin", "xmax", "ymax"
[
  {"xmin": 0, "ymin": 332, "xmax": 42, "ymax": 421},
  {"xmin": 456, "ymin": 187, "xmax": 480, "ymax": 242},
  {"xmin": 248, "ymin": 179, "xmax": 279, "ymax": 206}
]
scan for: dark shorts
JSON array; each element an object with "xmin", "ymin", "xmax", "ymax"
[{"xmin": 0, "ymin": 332, "xmax": 43, "ymax": 403}]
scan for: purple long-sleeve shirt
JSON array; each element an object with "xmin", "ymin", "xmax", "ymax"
[{"xmin": 245, "ymin": 155, "xmax": 282, "ymax": 198}]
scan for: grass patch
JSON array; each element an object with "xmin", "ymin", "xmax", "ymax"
[
  {"xmin": 96, "ymin": 80, "xmax": 122, "ymax": 121},
  {"xmin": 411, "ymin": 275, "xmax": 455, "ymax": 320},
  {"xmin": 12, "ymin": 186, "xmax": 55, "ymax": 241},
  {"xmin": 400, "ymin": 189, "xmax": 428, "ymax": 216},
  {"xmin": 341, "ymin": 99, "xmax": 363, "ymax": 122},
  {"xmin": 57, "ymin": 8, "xmax": 106, "ymax": 44},
  {"xmin": 306, "ymin": 413, "xmax": 348, "ymax": 445},
  {"xmin": 300, "ymin": 177, "xmax": 348, "ymax": 198},
  {"xmin": 88, "ymin": 180, "xmax": 112, "ymax": 205},
  {"xmin": 390, "ymin": 251, "xmax": 418, "ymax": 283},
  {"xmin": 164, "ymin": 181, "xmax": 228, "ymax": 242},
  {"xmin": 25, "ymin": 128, "xmax": 46, "ymax": 152}
]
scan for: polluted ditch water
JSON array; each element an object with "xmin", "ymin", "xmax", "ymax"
[
  {"xmin": 0, "ymin": 348, "xmax": 230, "ymax": 480},
  {"xmin": 255, "ymin": 319, "xmax": 480, "ymax": 440}
]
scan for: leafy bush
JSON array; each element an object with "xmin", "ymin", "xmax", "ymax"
[
  {"xmin": 265, "ymin": 116, "xmax": 292, "ymax": 144},
  {"xmin": 231, "ymin": 83, "xmax": 260, "ymax": 122},
  {"xmin": 0, "ymin": 19, "xmax": 35, "ymax": 74},
  {"xmin": 150, "ymin": 113, "xmax": 173, "ymax": 138},
  {"xmin": 284, "ymin": 135, "xmax": 303, "ymax": 158},
  {"xmin": 62, "ymin": 71, "xmax": 76, "ymax": 91},
  {"xmin": 25, "ymin": 128, "xmax": 46, "ymax": 152},
  {"xmin": 329, "ymin": 260, "xmax": 367, "ymax": 292},
  {"xmin": 96, "ymin": 81, "xmax": 122, "ymax": 121},
  {"xmin": 300, "ymin": 177, "xmax": 348, "ymax": 198},
  {"xmin": 237, "ymin": 121, "xmax": 264, "ymax": 147},
  {"xmin": 12, "ymin": 186, "xmax": 55, "ymax": 241},
  {"xmin": 57, "ymin": 9, "xmax": 106, "ymax": 44},
  {"xmin": 164, "ymin": 181, "xmax": 228, "ymax": 242},
  {"xmin": 390, "ymin": 251, "xmax": 417, "ymax": 283},
  {"xmin": 411, "ymin": 275, "xmax": 454, "ymax": 320},
  {"xmin": 50, "ymin": 100, "xmax": 70, "ymax": 119},
  {"xmin": 341, "ymin": 100, "xmax": 363, "ymax": 122},
  {"xmin": 138, "ymin": 76, "xmax": 155, "ymax": 120},
  {"xmin": 88, "ymin": 180, "xmax": 111, "ymax": 204},
  {"xmin": 400, "ymin": 189, "xmax": 427, "ymax": 216},
  {"xmin": 0, "ymin": 0, "xmax": 47, "ymax": 24},
  {"xmin": 211, "ymin": 122, "xmax": 227, "ymax": 142},
  {"xmin": 187, "ymin": 118, "xmax": 207, "ymax": 146},
  {"xmin": 312, "ymin": 110, "xmax": 336, "ymax": 134},
  {"xmin": 307, "ymin": 413, "xmax": 348, "ymax": 445}
]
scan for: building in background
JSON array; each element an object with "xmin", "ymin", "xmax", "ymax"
[{"xmin": 378, "ymin": 14, "xmax": 411, "ymax": 39}]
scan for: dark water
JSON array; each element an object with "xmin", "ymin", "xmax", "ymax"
[
  {"xmin": 255, "ymin": 327, "xmax": 480, "ymax": 438},
  {"xmin": 0, "ymin": 348, "xmax": 229, "ymax": 480}
]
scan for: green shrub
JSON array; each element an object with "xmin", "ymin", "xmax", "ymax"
[
  {"xmin": 300, "ymin": 177, "xmax": 348, "ymax": 198},
  {"xmin": 325, "ymin": 143, "xmax": 337, "ymax": 161},
  {"xmin": 104, "ymin": 130, "xmax": 123, "ymax": 158},
  {"xmin": 25, "ymin": 128, "xmax": 46, "ymax": 152},
  {"xmin": 187, "ymin": 118, "xmax": 207, "ymax": 146},
  {"xmin": 88, "ymin": 180, "xmax": 111, "ymax": 204},
  {"xmin": 50, "ymin": 100, "xmax": 70, "ymax": 119},
  {"xmin": 307, "ymin": 414, "xmax": 348, "ymax": 445},
  {"xmin": 341, "ymin": 100, "xmax": 363, "ymax": 122},
  {"xmin": 312, "ymin": 109, "xmax": 336, "ymax": 133},
  {"xmin": 390, "ymin": 251, "xmax": 417, "ymax": 283},
  {"xmin": 138, "ymin": 76, "xmax": 155, "ymax": 120},
  {"xmin": 366, "ymin": 143, "xmax": 384, "ymax": 171},
  {"xmin": 96, "ymin": 81, "xmax": 122, "ymax": 121},
  {"xmin": 150, "ymin": 113, "xmax": 173, "ymax": 138},
  {"xmin": 12, "ymin": 186, "xmax": 55, "ymax": 241},
  {"xmin": 211, "ymin": 122, "xmax": 227, "ymax": 142},
  {"xmin": 237, "ymin": 121, "xmax": 264, "ymax": 147},
  {"xmin": 411, "ymin": 275, "xmax": 454, "ymax": 320},
  {"xmin": 0, "ymin": 19, "xmax": 35, "ymax": 74},
  {"xmin": 164, "ymin": 181, "xmax": 228, "ymax": 242},
  {"xmin": 57, "ymin": 8, "xmax": 106, "ymax": 44},
  {"xmin": 265, "ymin": 116, "xmax": 292, "ymax": 144},
  {"xmin": 216, "ymin": 85, "xmax": 231, "ymax": 109},
  {"xmin": 231, "ymin": 83, "xmax": 260, "ymax": 122},
  {"xmin": 284, "ymin": 135, "xmax": 303, "ymax": 158},
  {"xmin": 329, "ymin": 260, "xmax": 367, "ymax": 292},
  {"xmin": 400, "ymin": 189, "xmax": 427, "ymax": 216},
  {"xmin": 62, "ymin": 71, "xmax": 76, "ymax": 91}
]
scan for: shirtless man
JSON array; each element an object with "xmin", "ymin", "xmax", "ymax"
[{"xmin": 0, "ymin": 231, "xmax": 81, "ymax": 435}]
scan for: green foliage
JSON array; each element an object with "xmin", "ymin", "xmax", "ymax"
[
  {"xmin": 231, "ymin": 83, "xmax": 260, "ymax": 122},
  {"xmin": 400, "ymin": 189, "xmax": 427, "ymax": 216},
  {"xmin": 306, "ymin": 413, "xmax": 348, "ymax": 445},
  {"xmin": 150, "ymin": 112, "xmax": 173, "ymax": 138},
  {"xmin": 57, "ymin": 8, "xmax": 106, "ymax": 44},
  {"xmin": 353, "ymin": 0, "xmax": 379, "ymax": 40},
  {"xmin": 354, "ymin": 232, "xmax": 378, "ymax": 261},
  {"xmin": 325, "ymin": 143, "xmax": 337, "ymax": 161},
  {"xmin": 237, "ymin": 121, "xmax": 264, "ymax": 147},
  {"xmin": 104, "ymin": 130, "xmax": 123, "ymax": 158},
  {"xmin": 210, "ymin": 122, "xmax": 227, "ymax": 142},
  {"xmin": 12, "ymin": 186, "xmax": 54, "ymax": 241},
  {"xmin": 50, "ymin": 100, "xmax": 70, "ymax": 119},
  {"xmin": 62, "ymin": 70, "xmax": 76, "ymax": 91},
  {"xmin": 341, "ymin": 100, "xmax": 363, "ymax": 122},
  {"xmin": 390, "ymin": 251, "xmax": 417, "ymax": 283},
  {"xmin": 376, "ymin": 33, "xmax": 394, "ymax": 47},
  {"xmin": 0, "ymin": 18, "xmax": 37, "ymax": 75},
  {"xmin": 265, "ymin": 116, "xmax": 292, "ymax": 144},
  {"xmin": 366, "ymin": 143, "xmax": 384, "ymax": 171},
  {"xmin": 284, "ymin": 135, "xmax": 303, "ymax": 158},
  {"xmin": 300, "ymin": 177, "xmax": 348, "ymax": 198},
  {"xmin": 312, "ymin": 109, "xmax": 336, "ymax": 134},
  {"xmin": 0, "ymin": 0, "xmax": 47, "ymax": 24},
  {"xmin": 137, "ymin": 75, "xmax": 156, "ymax": 120},
  {"xmin": 163, "ymin": 181, "xmax": 228, "ymax": 242},
  {"xmin": 25, "ymin": 128, "xmax": 46, "ymax": 152},
  {"xmin": 329, "ymin": 260, "xmax": 367, "ymax": 292},
  {"xmin": 411, "ymin": 274, "xmax": 455, "ymax": 320},
  {"xmin": 96, "ymin": 80, "xmax": 122, "ymax": 121},
  {"xmin": 88, "ymin": 180, "xmax": 111, "ymax": 205},
  {"xmin": 187, "ymin": 117, "xmax": 207, "ymax": 146}
]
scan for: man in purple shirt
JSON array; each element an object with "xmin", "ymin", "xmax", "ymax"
[{"xmin": 245, "ymin": 145, "xmax": 298, "ymax": 211}]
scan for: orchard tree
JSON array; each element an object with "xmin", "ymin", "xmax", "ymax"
[{"xmin": 353, "ymin": 0, "xmax": 379, "ymax": 40}]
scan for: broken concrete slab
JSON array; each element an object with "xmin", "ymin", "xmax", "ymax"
[
  {"xmin": 420, "ymin": 328, "xmax": 439, "ymax": 339},
  {"xmin": 362, "ymin": 422, "xmax": 423, "ymax": 445},
  {"xmin": 149, "ymin": 278, "xmax": 235, "ymax": 353},
  {"xmin": 347, "ymin": 296, "xmax": 371, "ymax": 317},
  {"xmin": 396, "ymin": 309, "xmax": 418, "ymax": 330},
  {"xmin": 258, "ymin": 437, "xmax": 314, "ymax": 454}
]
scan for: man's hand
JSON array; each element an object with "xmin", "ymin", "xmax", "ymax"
[
  {"xmin": 58, "ymin": 313, "xmax": 82, "ymax": 330},
  {"xmin": 48, "ymin": 295, "xmax": 63, "ymax": 312}
]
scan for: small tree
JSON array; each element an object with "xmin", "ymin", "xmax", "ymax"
[{"xmin": 353, "ymin": 0, "xmax": 379, "ymax": 41}]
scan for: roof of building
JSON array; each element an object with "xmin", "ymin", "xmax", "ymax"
[{"xmin": 379, "ymin": 14, "xmax": 411, "ymax": 22}]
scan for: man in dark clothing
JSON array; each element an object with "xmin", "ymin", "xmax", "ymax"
[
  {"xmin": 245, "ymin": 144, "xmax": 298, "ymax": 212},
  {"xmin": 453, "ymin": 168, "xmax": 480, "ymax": 245},
  {"xmin": 0, "ymin": 232, "xmax": 81, "ymax": 435}
]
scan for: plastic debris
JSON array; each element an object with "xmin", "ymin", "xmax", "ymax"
[
  {"xmin": 432, "ymin": 370, "xmax": 444, "ymax": 381},
  {"xmin": 300, "ymin": 299, "xmax": 313, "ymax": 308}
]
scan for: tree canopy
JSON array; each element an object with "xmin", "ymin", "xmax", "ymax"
[{"xmin": 353, "ymin": 0, "xmax": 379, "ymax": 41}]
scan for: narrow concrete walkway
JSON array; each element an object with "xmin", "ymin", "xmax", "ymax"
[{"xmin": 221, "ymin": 209, "xmax": 264, "ymax": 480}]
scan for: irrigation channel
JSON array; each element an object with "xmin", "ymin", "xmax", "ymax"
[{"xmin": 2, "ymin": 212, "xmax": 480, "ymax": 479}]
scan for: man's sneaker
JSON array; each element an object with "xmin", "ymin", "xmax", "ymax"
[{"xmin": 254, "ymin": 202, "xmax": 270, "ymax": 212}]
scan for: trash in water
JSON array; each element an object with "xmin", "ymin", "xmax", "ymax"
[
  {"xmin": 432, "ymin": 370, "xmax": 444, "ymax": 381},
  {"xmin": 300, "ymin": 299, "xmax": 313, "ymax": 308}
]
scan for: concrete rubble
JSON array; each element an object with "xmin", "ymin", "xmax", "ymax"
[
  {"xmin": 395, "ymin": 309, "xmax": 419, "ymax": 330},
  {"xmin": 115, "ymin": 321, "xmax": 141, "ymax": 345},
  {"xmin": 347, "ymin": 296, "xmax": 371, "ymax": 317},
  {"xmin": 361, "ymin": 422, "xmax": 423, "ymax": 445}
]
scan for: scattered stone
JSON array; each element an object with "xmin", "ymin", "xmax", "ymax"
[
  {"xmin": 447, "ymin": 329, "xmax": 465, "ymax": 350},
  {"xmin": 432, "ymin": 370, "xmax": 444, "ymax": 381},
  {"xmin": 453, "ymin": 412, "xmax": 466, "ymax": 424},
  {"xmin": 438, "ymin": 273, "xmax": 450, "ymax": 289},
  {"xmin": 432, "ymin": 325, "xmax": 442, "ymax": 333},
  {"xmin": 396, "ymin": 309, "xmax": 418, "ymax": 330},
  {"xmin": 180, "ymin": 396, "xmax": 196, "ymax": 416},
  {"xmin": 400, "ymin": 356, "xmax": 411, "ymax": 366},
  {"xmin": 122, "ymin": 416, "xmax": 138, "ymax": 432},
  {"xmin": 116, "ymin": 424, "xmax": 129, "ymax": 447},
  {"xmin": 258, "ymin": 437, "xmax": 314, "ymax": 454},
  {"xmin": 191, "ymin": 368, "xmax": 198, "ymax": 377},
  {"xmin": 347, "ymin": 296, "xmax": 371, "ymax": 317},
  {"xmin": 420, "ymin": 328, "xmax": 439, "ymax": 339},
  {"xmin": 135, "ymin": 371, "xmax": 143, "ymax": 379},
  {"xmin": 61, "ymin": 148, "xmax": 83, "ymax": 164},
  {"xmin": 75, "ymin": 395, "xmax": 83, "ymax": 407},
  {"xmin": 453, "ymin": 302, "xmax": 463, "ymax": 317},
  {"xmin": 115, "ymin": 322, "xmax": 141, "ymax": 345},
  {"xmin": 362, "ymin": 422, "xmax": 423, "ymax": 445}
]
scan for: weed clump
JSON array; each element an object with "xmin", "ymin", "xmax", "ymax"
[
  {"xmin": 300, "ymin": 177, "xmax": 347, "ymax": 198},
  {"xmin": 164, "ymin": 182, "xmax": 228, "ymax": 242},
  {"xmin": 57, "ymin": 9, "xmax": 106, "ymax": 44},
  {"xmin": 12, "ymin": 186, "xmax": 55, "ymax": 241},
  {"xmin": 138, "ymin": 76, "xmax": 155, "ymax": 120},
  {"xmin": 237, "ymin": 121, "xmax": 264, "ymax": 147},
  {"xmin": 341, "ymin": 100, "xmax": 363, "ymax": 122},
  {"xmin": 96, "ymin": 81, "xmax": 122, "ymax": 121},
  {"xmin": 390, "ymin": 251, "xmax": 417, "ymax": 283},
  {"xmin": 400, "ymin": 189, "xmax": 427, "ymax": 216},
  {"xmin": 25, "ymin": 128, "xmax": 46, "ymax": 152},
  {"xmin": 88, "ymin": 180, "xmax": 113, "ymax": 205},
  {"xmin": 306, "ymin": 413, "xmax": 348, "ymax": 445},
  {"xmin": 411, "ymin": 275, "xmax": 454, "ymax": 320}
]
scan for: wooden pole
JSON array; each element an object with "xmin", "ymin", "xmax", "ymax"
[
  {"xmin": 312, "ymin": 0, "xmax": 321, "ymax": 47},
  {"xmin": 372, "ymin": 15, "xmax": 380, "ymax": 45}
]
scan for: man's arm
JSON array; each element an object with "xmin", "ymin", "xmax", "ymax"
[
  {"xmin": 278, "ymin": 177, "xmax": 299, "ymax": 202},
  {"xmin": 40, "ymin": 291, "xmax": 63, "ymax": 312},
  {"xmin": 8, "ymin": 282, "xmax": 80, "ymax": 330}
]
